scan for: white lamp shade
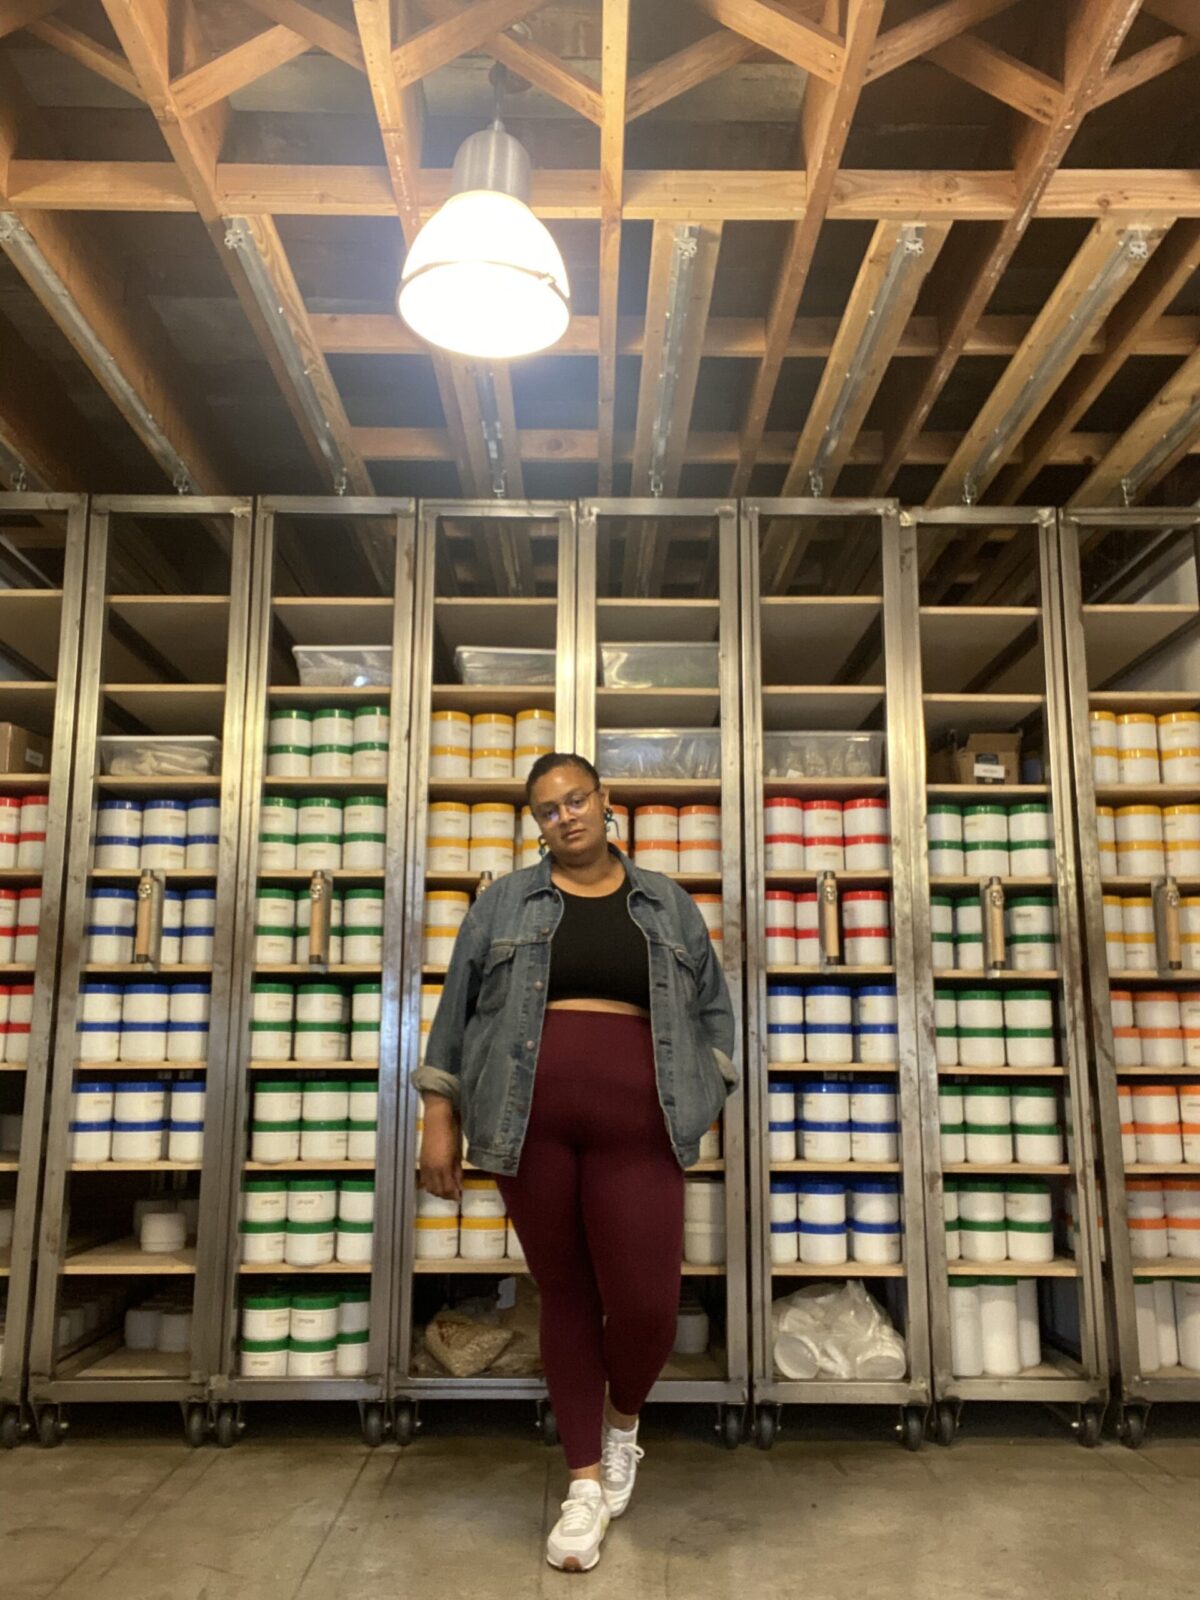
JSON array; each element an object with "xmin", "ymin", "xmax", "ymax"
[{"xmin": 397, "ymin": 190, "xmax": 571, "ymax": 360}]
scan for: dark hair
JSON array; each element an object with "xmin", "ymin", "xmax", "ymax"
[{"xmin": 524, "ymin": 750, "xmax": 601, "ymax": 811}]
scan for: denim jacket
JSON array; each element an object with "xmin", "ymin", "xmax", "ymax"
[{"xmin": 415, "ymin": 848, "xmax": 738, "ymax": 1174}]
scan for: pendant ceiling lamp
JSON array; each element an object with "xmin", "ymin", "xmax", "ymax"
[{"xmin": 397, "ymin": 102, "xmax": 571, "ymax": 361}]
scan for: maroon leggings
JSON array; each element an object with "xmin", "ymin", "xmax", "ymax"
[{"xmin": 496, "ymin": 1010, "xmax": 684, "ymax": 1469}]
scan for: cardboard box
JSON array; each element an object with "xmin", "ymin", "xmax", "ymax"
[
  {"xmin": 0, "ymin": 722, "xmax": 50, "ymax": 774},
  {"xmin": 927, "ymin": 731, "xmax": 1021, "ymax": 786}
]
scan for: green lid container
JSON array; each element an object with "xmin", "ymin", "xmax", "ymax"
[
  {"xmin": 959, "ymin": 1179, "xmax": 1007, "ymax": 1192},
  {"xmin": 345, "ymin": 889, "xmax": 383, "ymax": 902},
  {"xmin": 272, "ymin": 707, "xmax": 313, "ymax": 721},
  {"xmin": 300, "ymin": 1118, "xmax": 349, "ymax": 1131},
  {"xmin": 356, "ymin": 705, "xmax": 388, "ymax": 717},
  {"xmin": 1007, "ymin": 1220, "xmax": 1054, "ymax": 1233},
  {"xmin": 1011, "ymin": 1084, "xmax": 1056, "ymax": 1096},
  {"xmin": 340, "ymin": 1285, "xmax": 371, "ymax": 1304},
  {"xmin": 964, "ymin": 805, "xmax": 1009, "ymax": 817},
  {"xmin": 256, "ymin": 886, "xmax": 299, "ymax": 899},
  {"xmin": 347, "ymin": 1120, "xmax": 377, "ymax": 1132},
  {"xmin": 252, "ymin": 983, "xmax": 294, "ymax": 996},
  {"xmin": 268, "ymin": 745, "xmax": 310, "ymax": 757},
  {"xmin": 337, "ymin": 1219, "xmax": 374, "ymax": 1234},
  {"xmin": 240, "ymin": 1219, "xmax": 285, "ymax": 1234},
  {"xmin": 928, "ymin": 805, "xmax": 963, "ymax": 817},
  {"xmin": 306, "ymin": 1079, "xmax": 347, "ymax": 1091},
  {"xmin": 346, "ymin": 795, "xmax": 386, "ymax": 808},
  {"xmin": 287, "ymin": 1177, "xmax": 337, "ymax": 1192},
  {"xmin": 250, "ymin": 1119, "xmax": 301, "ymax": 1133},
  {"xmin": 1005, "ymin": 989, "xmax": 1053, "ymax": 1001},
  {"xmin": 242, "ymin": 1336, "xmax": 290, "ymax": 1352},
  {"xmin": 353, "ymin": 741, "xmax": 388, "ymax": 754},
  {"xmin": 1006, "ymin": 1027, "xmax": 1055, "ymax": 1038},
  {"xmin": 299, "ymin": 796, "xmax": 344, "ymax": 809},
  {"xmin": 341, "ymin": 1178, "xmax": 375, "ymax": 1193},
  {"xmin": 241, "ymin": 1177, "xmax": 287, "ymax": 1192},
  {"xmin": 337, "ymin": 1329, "xmax": 370, "ymax": 1346},
  {"xmin": 288, "ymin": 1336, "xmax": 336, "ymax": 1352},
  {"xmin": 351, "ymin": 982, "xmax": 382, "ymax": 994},
  {"xmin": 262, "ymin": 795, "xmax": 300, "ymax": 809},
  {"xmin": 243, "ymin": 1292, "xmax": 291, "ymax": 1311},
  {"xmin": 315, "ymin": 708, "xmax": 353, "ymax": 720},
  {"xmin": 1014, "ymin": 1121, "xmax": 1060, "ymax": 1135},
  {"xmin": 964, "ymin": 1122, "xmax": 1014, "ymax": 1135},
  {"xmin": 254, "ymin": 1079, "xmax": 303, "ymax": 1092},
  {"xmin": 949, "ymin": 1276, "xmax": 986, "ymax": 1287},
  {"xmin": 291, "ymin": 1292, "xmax": 340, "ymax": 1310},
  {"xmin": 1010, "ymin": 804, "xmax": 1051, "ymax": 816},
  {"xmin": 298, "ymin": 984, "xmax": 344, "ymax": 997},
  {"xmin": 348, "ymin": 1081, "xmax": 377, "ymax": 1093},
  {"xmin": 962, "ymin": 1084, "xmax": 1012, "ymax": 1096},
  {"xmin": 286, "ymin": 1219, "xmax": 335, "ymax": 1235},
  {"xmin": 959, "ymin": 1218, "xmax": 1006, "ymax": 1231}
]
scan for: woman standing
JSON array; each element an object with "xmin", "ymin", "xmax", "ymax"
[{"xmin": 417, "ymin": 751, "xmax": 736, "ymax": 1572}]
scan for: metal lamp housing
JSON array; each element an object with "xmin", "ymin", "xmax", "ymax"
[{"xmin": 397, "ymin": 123, "xmax": 571, "ymax": 360}]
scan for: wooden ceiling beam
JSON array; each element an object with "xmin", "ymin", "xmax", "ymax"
[
  {"xmin": 731, "ymin": 0, "xmax": 886, "ymax": 496},
  {"xmin": 781, "ymin": 218, "xmax": 948, "ymax": 497},
  {"xmin": 1094, "ymin": 30, "xmax": 1200, "ymax": 106},
  {"xmin": 868, "ymin": 0, "xmax": 1146, "ymax": 498},
  {"xmin": 865, "ymin": 0, "xmax": 1021, "ymax": 82},
  {"xmin": 625, "ymin": 31, "xmax": 757, "ymax": 122},
  {"xmin": 0, "ymin": 80, "xmax": 231, "ymax": 492},
  {"xmin": 169, "ymin": 25, "xmax": 311, "ymax": 119},
  {"xmin": 629, "ymin": 220, "xmax": 723, "ymax": 496},
  {"xmin": 415, "ymin": 0, "xmax": 603, "ymax": 123},
  {"xmin": 1144, "ymin": 0, "xmax": 1199, "ymax": 38},
  {"xmin": 687, "ymin": 0, "xmax": 845, "ymax": 84},
  {"xmin": 1069, "ymin": 344, "xmax": 1200, "ymax": 507},
  {"xmin": 597, "ymin": 0, "xmax": 630, "ymax": 494},
  {"xmin": 927, "ymin": 34, "xmax": 1065, "ymax": 125},
  {"xmin": 354, "ymin": 0, "xmax": 487, "ymax": 500},
  {"xmin": 310, "ymin": 308, "xmax": 1199, "ymax": 359},
  {"xmin": 26, "ymin": 17, "xmax": 146, "ymax": 99},
  {"xmin": 930, "ymin": 214, "xmax": 1169, "ymax": 507},
  {"xmin": 346, "ymin": 424, "xmax": 1180, "ymax": 467},
  {"xmin": 394, "ymin": 0, "xmax": 553, "ymax": 89},
  {"xmin": 6, "ymin": 159, "xmax": 1200, "ymax": 221},
  {"xmin": 242, "ymin": 0, "xmax": 365, "ymax": 72},
  {"xmin": 995, "ymin": 219, "xmax": 1200, "ymax": 503}
]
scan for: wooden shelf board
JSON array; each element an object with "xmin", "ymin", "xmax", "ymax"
[
  {"xmin": 594, "ymin": 688, "xmax": 722, "ymax": 732},
  {"xmin": 599, "ymin": 596, "xmax": 719, "ymax": 645},
  {"xmin": 763, "ymin": 778, "xmax": 889, "ymax": 799},
  {"xmin": 1101, "ymin": 877, "xmax": 1200, "ymax": 894},
  {"xmin": 429, "ymin": 684, "xmax": 555, "ymax": 715},
  {"xmin": 1082, "ymin": 604, "xmax": 1197, "ymax": 686},
  {"xmin": 0, "ymin": 589, "xmax": 65, "ymax": 677},
  {"xmin": 930, "ymin": 876, "xmax": 1055, "ymax": 890},
  {"xmin": 766, "ymin": 965, "xmax": 896, "ymax": 976},
  {"xmin": 70, "ymin": 1161, "xmax": 201, "ymax": 1172},
  {"xmin": 923, "ymin": 694, "xmax": 1044, "ymax": 740},
  {"xmin": 239, "ymin": 1260, "xmax": 372, "ymax": 1274},
  {"xmin": 71, "ymin": 1346, "xmax": 192, "ymax": 1381},
  {"xmin": 1095, "ymin": 784, "xmax": 1200, "ymax": 806},
  {"xmin": 254, "ymin": 965, "xmax": 381, "ymax": 977},
  {"xmin": 772, "ymin": 1261, "xmax": 906, "ymax": 1277},
  {"xmin": 83, "ymin": 964, "xmax": 211, "ymax": 977},
  {"xmin": 765, "ymin": 870, "xmax": 892, "ymax": 887},
  {"xmin": 768, "ymin": 1061, "xmax": 897, "ymax": 1074},
  {"xmin": 770, "ymin": 1160, "xmax": 901, "ymax": 1173},
  {"xmin": 1089, "ymin": 691, "xmax": 1200, "ymax": 712},
  {"xmin": 933, "ymin": 969, "xmax": 1060, "ymax": 981},
  {"xmin": 248, "ymin": 1060, "xmax": 376, "ymax": 1072},
  {"xmin": 102, "ymin": 684, "xmax": 226, "ymax": 737},
  {"xmin": 1123, "ymin": 1164, "xmax": 1199, "ymax": 1176},
  {"xmin": 257, "ymin": 868, "xmax": 384, "ymax": 882},
  {"xmin": 943, "ymin": 1163, "xmax": 1071, "ymax": 1176},
  {"xmin": 72, "ymin": 1060, "xmax": 207, "ymax": 1073},
  {"xmin": 1127, "ymin": 1260, "xmax": 1200, "ymax": 1277},
  {"xmin": 0, "ymin": 1248, "xmax": 11, "ymax": 1276},
  {"xmin": 243, "ymin": 1160, "xmax": 376, "ymax": 1171},
  {"xmin": 947, "ymin": 1258, "xmax": 1078, "ymax": 1277},
  {"xmin": 411, "ymin": 1259, "xmax": 724, "ymax": 1276},
  {"xmin": 432, "ymin": 596, "xmax": 559, "ymax": 652},
  {"xmin": 761, "ymin": 685, "xmax": 884, "ymax": 734},
  {"xmin": 106, "ymin": 596, "xmax": 232, "ymax": 682},
  {"xmin": 0, "ymin": 772, "xmax": 56, "ymax": 792},
  {"xmin": 63, "ymin": 1237, "xmax": 196, "ymax": 1274},
  {"xmin": 759, "ymin": 596, "xmax": 881, "ymax": 684},
  {"xmin": 927, "ymin": 784, "xmax": 1049, "ymax": 800},
  {"xmin": 1114, "ymin": 1065, "xmax": 1199, "ymax": 1076},
  {"xmin": 269, "ymin": 685, "xmax": 393, "ymax": 704},
  {"xmin": 939, "ymin": 1064, "xmax": 1066, "ymax": 1076},
  {"xmin": 919, "ymin": 607, "xmax": 1042, "ymax": 696},
  {"xmin": 272, "ymin": 596, "xmax": 393, "ymax": 649},
  {"xmin": 1108, "ymin": 970, "xmax": 1200, "ymax": 985},
  {"xmin": 96, "ymin": 776, "xmax": 221, "ymax": 793}
]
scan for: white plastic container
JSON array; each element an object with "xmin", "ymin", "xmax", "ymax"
[
  {"xmin": 347, "ymin": 1121, "xmax": 376, "ymax": 1160},
  {"xmin": 949, "ymin": 1280, "xmax": 984, "ymax": 1376},
  {"xmin": 843, "ymin": 798, "xmax": 890, "ymax": 870},
  {"xmin": 429, "ymin": 712, "xmax": 471, "ymax": 779},
  {"xmin": 457, "ymin": 1216, "xmax": 503, "ymax": 1261},
  {"xmin": 1116, "ymin": 806, "xmax": 1165, "ymax": 879},
  {"xmin": 269, "ymin": 707, "xmax": 313, "ymax": 750},
  {"xmin": 1165, "ymin": 805, "xmax": 1200, "ymax": 876},
  {"xmin": 414, "ymin": 1217, "xmax": 459, "ymax": 1260},
  {"xmin": 803, "ymin": 800, "xmax": 844, "ymax": 872},
  {"xmin": 285, "ymin": 1219, "xmax": 336, "ymax": 1267},
  {"xmin": 70, "ymin": 1121, "xmax": 111, "ymax": 1161},
  {"xmin": 513, "ymin": 709, "xmax": 554, "ymax": 779},
  {"xmin": 251, "ymin": 1118, "xmax": 301, "ymax": 1164},
  {"xmin": 140, "ymin": 799, "xmax": 187, "ymax": 870},
  {"xmin": 798, "ymin": 1220, "xmax": 847, "ymax": 1265},
  {"xmin": 300, "ymin": 1121, "xmax": 348, "ymax": 1162},
  {"xmin": 764, "ymin": 799, "xmax": 804, "ymax": 872},
  {"xmin": 962, "ymin": 1210, "xmax": 1008, "ymax": 1263},
  {"xmin": 93, "ymin": 798, "xmax": 143, "ymax": 869},
  {"xmin": 1175, "ymin": 1280, "xmax": 1200, "ymax": 1370},
  {"xmin": 288, "ymin": 1338, "xmax": 337, "ymax": 1377},
  {"xmin": 240, "ymin": 1219, "xmax": 286, "ymax": 1264},
  {"xmin": 112, "ymin": 1120, "xmax": 165, "ymax": 1162},
  {"xmin": 140, "ymin": 1211, "xmax": 187, "ymax": 1254}
]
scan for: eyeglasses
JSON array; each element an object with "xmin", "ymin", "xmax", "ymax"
[{"xmin": 533, "ymin": 786, "xmax": 599, "ymax": 828}]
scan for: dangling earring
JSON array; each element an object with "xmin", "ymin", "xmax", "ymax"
[
  {"xmin": 604, "ymin": 807, "xmax": 615, "ymax": 833},
  {"xmin": 538, "ymin": 837, "xmax": 549, "ymax": 858}
]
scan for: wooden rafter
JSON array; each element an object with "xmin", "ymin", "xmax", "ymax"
[
  {"xmin": 994, "ymin": 219, "xmax": 1200, "ymax": 502},
  {"xmin": 0, "ymin": 55, "xmax": 231, "ymax": 493},
  {"xmin": 169, "ymin": 25, "xmax": 311, "ymax": 119},
  {"xmin": 1070, "ymin": 344, "xmax": 1200, "ymax": 507},
  {"xmin": 353, "ymin": 0, "xmax": 484, "ymax": 500},
  {"xmin": 1094, "ymin": 30, "xmax": 1200, "ymax": 106},
  {"xmin": 625, "ymin": 32, "xmax": 757, "ymax": 122},
  {"xmin": 5, "ymin": 159, "xmax": 1200, "ymax": 220},
  {"xmin": 929, "ymin": 214, "xmax": 1169, "ymax": 507},
  {"xmin": 927, "ymin": 34, "xmax": 1064, "ymax": 124},
  {"xmin": 309, "ymin": 308, "xmax": 1199, "ymax": 359},
  {"xmin": 394, "ymin": 0, "xmax": 553, "ymax": 88},
  {"xmin": 687, "ymin": 0, "xmax": 845, "ymax": 84},
  {"xmin": 781, "ymin": 218, "xmax": 949, "ymax": 497},
  {"xmin": 346, "ymin": 424, "xmax": 1184, "ymax": 468},
  {"xmin": 629, "ymin": 220, "xmax": 723, "ymax": 495},
  {"xmin": 731, "ymin": 0, "xmax": 886, "ymax": 496},
  {"xmin": 864, "ymin": 0, "xmax": 1022, "ymax": 81},
  {"xmin": 27, "ymin": 17, "xmax": 146, "ymax": 99},
  {"xmin": 416, "ymin": 0, "xmax": 603, "ymax": 124},
  {"xmin": 597, "ymin": 0, "xmax": 630, "ymax": 495},
  {"xmin": 0, "ymin": 0, "xmax": 58, "ymax": 38},
  {"xmin": 869, "ymin": 0, "xmax": 1146, "ymax": 497},
  {"xmin": 242, "ymin": 0, "xmax": 365, "ymax": 71},
  {"xmin": 102, "ymin": 0, "xmax": 371, "ymax": 500}
]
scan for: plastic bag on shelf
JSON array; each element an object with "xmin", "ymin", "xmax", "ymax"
[
  {"xmin": 597, "ymin": 728, "xmax": 722, "ymax": 779},
  {"xmin": 98, "ymin": 735, "xmax": 221, "ymax": 776},
  {"xmin": 763, "ymin": 731, "xmax": 885, "ymax": 779},
  {"xmin": 600, "ymin": 643, "xmax": 719, "ymax": 689},
  {"xmin": 771, "ymin": 1280, "xmax": 907, "ymax": 1381}
]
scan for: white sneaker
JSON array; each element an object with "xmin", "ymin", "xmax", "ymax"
[
  {"xmin": 546, "ymin": 1480, "xmax": 611, "ymax": 1573},
  {"xmin": 600, "ymin": 1422, "xmax": 645, "ymax": 1517}
]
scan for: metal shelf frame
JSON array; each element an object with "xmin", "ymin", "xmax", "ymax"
[
  {"xmin": 577, "ymin": 498, "xmax": 750, "ymax": 1425},
  {"xmin": 207, "ymin": 498, "xmax": 418, "ymax": 1439},
  {"xmin": 902, "ymin": 507, "xmax": 1109, "ymax": 1438},
  {"xmin": 392, "ymin": 501, "xmax": 578, "ymax": 1431},
  {"xmin": 27, "ymin": 497, "xmax": 255, "ymax": 1432},
  {"xmin": 1058, "ymin": 506, "xmax": 1200, "ymax": 1438},
  {"xmin": 0, "ymin": 494, "xmax": 90, "ymax": 1445},
  {"xmin": 740, "ymin": 498, "xmax": 934, "ymax": 1446}
]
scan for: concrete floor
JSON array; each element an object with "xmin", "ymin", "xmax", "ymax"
[{"xmin": 2, "ymin": 1402, "xmax": 1197, "ymax": 1600}]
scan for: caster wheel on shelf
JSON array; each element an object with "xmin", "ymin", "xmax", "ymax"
[
  {"xmin": 754, "ymin": 1407, "xmax": 777, "ymax": 1452},
  {"xmin": 184, "ymin": 1405, "xmax": 208, "ymax": 1449},
  {"xmin": 719, "ymin": 1405, "xmax": 743, "ymax": 1451},
  {"xmin": 215, "ymin": 1405, "xmax": 239, "ymax": 1449},
  {"xmin": 1118, "ymin": 1406, "xmax": 1148, "ymax": 1450},
  {"xmin": 37, "ymin": 1407, "xmax": 65, "ymax": 1449},
  {"xmin": 1077, "ymin": 1403, "xmax": 1104, "ymax": 1449},
  {"xmin": 899, "ymin": 1407, "xmax": 926, "ymax": 1452},
  {"xmin": 935, "ymin": 1402, "xmax": 958, "ymax": 1448},
  {"xmin": 361, "ymin": 1404, "xmax": 386, "ymax": 1448},
  {"xmin": 0, "ymin": 1407, "xmax": 20, "ymax": 1450},
  {"xmin": 394, "ymin": 1402, "xmax": 416, "ymax": 1448},
  {"xmin": 538, "ymin": 1403, "xmax": 558, "ymax": 1448}
]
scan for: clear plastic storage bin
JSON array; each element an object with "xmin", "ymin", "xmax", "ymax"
[
  {"xmin": 292, "ymin": 646, "xmax": 393, "ymax": 688},
  {"xmin": 600, "ymin": 643, "xmax": 719, "ymax": 689},
  {"xmin": 454, "ymin": 646, "xmax": 556, "ymax": 686},
  {"xmin": 98, "ymin": 736, "xmax": 222, "ymax": 777},
  {"xmin": 597, "ymin": 728, "xmax": 722, "ymax": 779},
  {"xmin": 764, "ymin": 731, "xmax": 886, "ymax": 779}
]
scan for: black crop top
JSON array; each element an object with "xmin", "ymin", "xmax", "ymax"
[{"xmin": 547, "ymin": 878, "xmax": 651, "ymax": 1009}]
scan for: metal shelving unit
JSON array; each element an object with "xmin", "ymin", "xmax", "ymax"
[
  {"xmin": 392, "ymin": 501, "xmax": 578, "ymax": 1446},
  {"xmin": 576, "ymin": 498, "xmax": 749, "ymax": 1447},
  {"xmin": 0, "ymin": 494, "xmax": 90, "ymax": 1447},
  {"xmin": 741, "ymin": 498, "xmax": 932, "ymax": 1451},
  {"xmin": 1059, "ymin": 506, "xmax": 1200, "ymax": 1447},
  {"xmin": 27, "ymin": 497, "xmax": 255, "ymax": 1446},
  {"xmin": 902, "ymin": 507, "xmax": 1109, "ymax": 1446},
  {"xmin": 207, "ymin": 498, "xmax": 417, "ymax": 1446}
]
